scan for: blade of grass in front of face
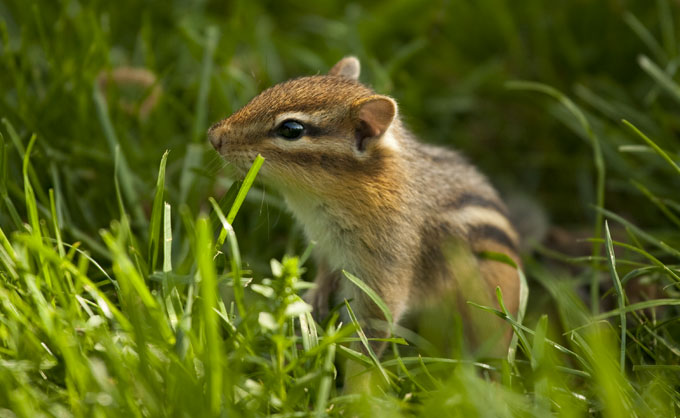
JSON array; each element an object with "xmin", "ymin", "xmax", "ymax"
[
  {"xmin": 225, "ymin": 154, "xmax": 264, "ymax": 224},
  {"xmin": 209, "ymin": 179, "xmax": 240, "ymax": 235}
]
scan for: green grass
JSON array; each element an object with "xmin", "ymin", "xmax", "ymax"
[{"xmin": 1, "ymin": 0, "xmax": 680, "ymax": 416}]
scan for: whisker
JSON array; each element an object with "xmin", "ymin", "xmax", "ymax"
[{"xmin": 204, "ymin": 154, "xmax": 230, "ymax": 177}]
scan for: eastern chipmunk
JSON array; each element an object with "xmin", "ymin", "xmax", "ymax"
[{"xmin": 209, "ymin": 57, "xmax": 521, "ymax": 358}]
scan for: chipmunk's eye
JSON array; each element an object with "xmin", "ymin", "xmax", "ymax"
[{"xmin": 276, "ymin": 120, "xmax": 305, "ymax": 140}]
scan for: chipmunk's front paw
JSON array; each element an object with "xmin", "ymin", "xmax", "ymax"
[{"xmin": 303, "ymin": 288, "xmax": 329, "ymax": 322}]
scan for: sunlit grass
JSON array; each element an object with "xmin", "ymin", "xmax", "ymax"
[{"xmin": 1, "ymin": 0, "xmax": 680, "ymax": 416}]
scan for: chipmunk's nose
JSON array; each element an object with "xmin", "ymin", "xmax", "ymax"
[{"xmin": 208, "ymin": 122, "xmax": 223, "ymax": 149}]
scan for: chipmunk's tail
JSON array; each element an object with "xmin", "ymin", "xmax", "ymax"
[{"xmin": 504, "ymin": 193, "xmax": 550, "ymax": 255}]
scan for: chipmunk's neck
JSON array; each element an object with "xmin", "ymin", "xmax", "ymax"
[
  {"xmin": 283, "ymin": 190, "xmax": 363, "ymax": 273},
  {"xmin": 281, "ymin": 130, "xmax": 411, "ymax": 273}
]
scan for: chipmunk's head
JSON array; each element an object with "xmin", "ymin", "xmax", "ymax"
[{"xmin": 208, "ymin": 57, "xmax": 401, "ymax": 193}]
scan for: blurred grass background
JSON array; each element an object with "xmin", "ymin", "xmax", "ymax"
[
  {"xmin": 1, "ymin": 0, "xmax": 680, "ymax": 416},
  {"xmin": 3, "ymin": 0, "xmax": 676, "ymax": 232}
]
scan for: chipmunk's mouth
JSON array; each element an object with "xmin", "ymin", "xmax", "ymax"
[{"xmin": 207, "ymin": 124, "xmax": 223, "ymax": 149}]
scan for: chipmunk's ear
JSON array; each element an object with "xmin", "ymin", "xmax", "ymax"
[
  {"xmin": 351, "ymin": 95, "xmax": 397, "ymax": 151},
  {"xmin": 329, "ymin": 56, "xmax": 360, "ymax": 80}
]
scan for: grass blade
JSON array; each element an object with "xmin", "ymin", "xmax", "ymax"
[
  {"xmin": 2, "ymin": 118, "xmax": 49, "ymax": 206},
  {"xmin": 314, "ymin": 321, "xmax": 337, "ymax": 418},
  {"xmin": 100, "ymin": 225, "xmax": 158, "ymax": 311},
  {"xmin": 208, "ymin": 197, "xmax": 246, "ymax": 322},
  {"xmin": 343, "ymin": 300, "xmax": 390, "ymax": 386},
  {"xmin": 638, "ymin": 55, "xmax": 680, "ymax": 104},
  {"xmin": 226, "ymin": 154, "xmax": 265, "ymax": 224},
  {"xmin": 23, "ymin": 134, "xmax": 40, "ymax": 238},
  {"xmin": 604, "ymin": 221, "xmax": 627, "ymax": 372},
  {"xmin": 342, "ymin": 270, "xmax": 393, "ymax": 325},
  {"xmin": 596, "ymin": 207, "xmax": 680, "ymax": 259},
  {"xmin": 630, "ymin": 179, "xmax": 680, "ymax": 230},
  {"xmin": 214, "ymin": 154, "xmax": 264, "ymax": 259},
  {"xmin": 148, "ymin": 150, "xmax": 169, "ymax": 273},
  {"xmin": 0, "ymin": 129, "xmax": 23, "ymax": 229},
  {"xmin": 49, "ymin": 189, "xmax": 65, "ymax": 258},
  {"xmin": 622, "ymin": 119, "xmax": 680, "ymax": 176},
  {"xmin": 192, "ymin": 26, "xmax": 219, "ymax": 143},
  {"xmin": 196, "ymin": 216, "xmax": 224, "ymax": 414},
  {"xmin": 592, "ymin": 299, "xmax": 680, "ymax": 320},
  {"xmin": 163, "ymin": 202, "xmax": 172, "ymax": 273},
  {"xmin": 657, "ymin": 0, "xmax": 676, "ymax": 59},
  {"xmin": 92, "ymin": 82, "xmax": 145, "ymax": 225},
  {"xmin": 623, "ymin": 13, "xmax": 666, "ymax": 63},
  {"xmin": 178, "ymin": 25, "xmax": 219, "ymax": 207},
  {"xmin": 506, "ymin": 80, "xmax": 605, "ymax": 314}
]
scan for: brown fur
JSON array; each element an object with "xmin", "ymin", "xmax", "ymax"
[{"xmin": 209, "ymin": 56, "xmax": 521, "ymax": 360}]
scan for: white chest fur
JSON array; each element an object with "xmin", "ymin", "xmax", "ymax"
[{"xmin": 283, "ymin": 191, "xmax": 363, "ymax": 274}]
